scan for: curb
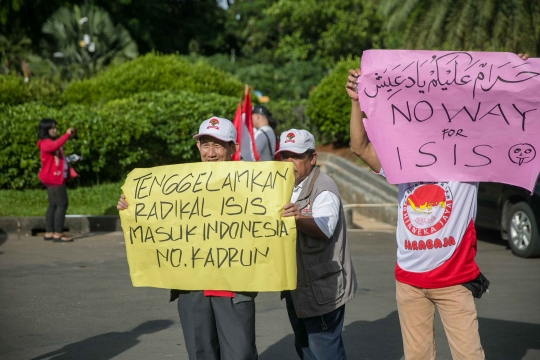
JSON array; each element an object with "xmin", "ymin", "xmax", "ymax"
[
  {"xmin": 0, "ymin": 215, "xmax": 121, "ymax": 236},
  {"xmin": 2, "ymin": 152, "xmax": 398, "ymax": 236}
]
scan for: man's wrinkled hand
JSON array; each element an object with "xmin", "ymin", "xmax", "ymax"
[{"xmin": 282, "ymin": 203, "xmax": 300, "ymax": 219}]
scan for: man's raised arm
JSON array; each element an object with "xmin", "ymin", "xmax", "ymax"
[{"xmin": 346, "ymin": 68, "xmax": 382, "ymax": 173}]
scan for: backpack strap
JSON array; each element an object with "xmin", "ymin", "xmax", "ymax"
[{"xmin": 260, "ymin": 129, "xmax": 274, "ymax": 154}]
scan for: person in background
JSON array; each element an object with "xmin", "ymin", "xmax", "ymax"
[
  {"xmin": 117, "ymin": 117, "xmax": 258, "ymax": 360},
  {"xmin": 280, "ymin": 129, "xmax": 357, "ymax": 360},
  {"xmin": 37, "ymin": 118, "xmax": 77, "ymax": 243},
  {"xmin": 252, "ymin": 104, "xmax": 277, "ymax": 161}
]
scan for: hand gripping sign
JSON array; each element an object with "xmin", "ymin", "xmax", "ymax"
[
  {"xmin": 358, "ymin": 50, "xmax": 540, "ymax": 192},
  {"xmin": 119, "ymin": 161, "xmax": 297, "ymax": 291}
]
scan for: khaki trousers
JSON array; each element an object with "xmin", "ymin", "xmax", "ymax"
[{"xmin": 396, "ymin": 280, "xmax": 485, "ymax": 360}]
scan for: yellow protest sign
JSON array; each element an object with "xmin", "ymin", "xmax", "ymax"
[{"xmin": 119, "ymin": 161, "xmax": 297, "ymax": 292}]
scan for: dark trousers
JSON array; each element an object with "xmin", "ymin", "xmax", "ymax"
[
  {"xmin": 177, "ymin": 291, "xmax": 258, "ymax": 360},
  {"xmin": 284, "ymin": 291, "xmax": 347, "ymax": 360},
  {"xmin": 46, "ymin": 184, "xmax": 68, "ymax": 233}
]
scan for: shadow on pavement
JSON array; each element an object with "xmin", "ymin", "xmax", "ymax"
[
  {"xmin": 481, "ymin": 317, "xmax": 540, "ymax": 359},
  {"xmin": 261, "ymin": 311, "xmax": 540, "ymax": 360},
  {"xmin": 260, "ymin": 311, "xmax": 403, "ymax": 359},
  {"xmin": 29, "ymin": 320, "xmax": 173, "ymax": 360},
  {"xmin": 0, "ymin": 229, "xmax": 7, "ymax": 252}
]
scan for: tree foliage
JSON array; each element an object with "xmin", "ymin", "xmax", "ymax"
[
  {"xmin": 0, "ymin": 75, "xmax": 61, "ymax": 106},
  {"xmin": 224, "ymin": 0, "xmax": 280, "ymax": 64},
  {"xmin": 0, "ymin": 0, "xmax": 69, "ymax": 47},
  {"xmin": 192, "ymin": 53, "xmax": 325, "ymax": 100},
  {"xmin": 220, "ymin": 0, "xmax": 383, "ymax": 103},
  {"xmin": 94, "ymin": 0, "xmax": 229, "ymax": 55},
  {"xmin": 266, "ymin": 0, "xmax": 382, "ymax": 66},
  {"xmin": 0, "ymin": 34, "xmax": 32, "ymax": 77},
  {"xmin": 306, "ymin": 57, "xmax": 360, "ymax": 145},
  {"xmin": 1, "ymin": 1, "xmax": 229, "ymax": 56},
  {"xmin": 29, "ymin": 4, "xmax": 138, "ymax": 82},
  {"xmin": 226, "ymin": 0, "xmax": 383, "ymax": 66},
  {"xmin": 380, "ymin": 0, "xmax": 540, "ymax": 56}
]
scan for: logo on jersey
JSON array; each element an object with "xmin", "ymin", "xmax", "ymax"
[
  {"xmin": 207, "ymin": 118, "xmax": 220, "ymax": 129},
  {"xmin": 402, "ymin": 183, "xmax": 453, "ymax": 236}
]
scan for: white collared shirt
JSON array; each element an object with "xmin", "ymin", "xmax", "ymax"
[{"xmin": 290, "ymin": 177, "xmax": 341, "ymax": 238}]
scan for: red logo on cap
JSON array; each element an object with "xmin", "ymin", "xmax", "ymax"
[
  {"xmin": 207, "ymin": 118, "xmax": 220, "ymax": 130},
  {"xmin": 285, "ymin": 132, "xmax": 295, "ymax": 143}
]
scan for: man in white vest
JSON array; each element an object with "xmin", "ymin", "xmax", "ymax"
[{"xmin": 280, "ymin": 129, "xmax": 357, "ymax": 360}]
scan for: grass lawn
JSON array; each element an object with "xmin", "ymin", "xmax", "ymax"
[{"xmin": 0, "ymin": 182, "xmax": 123, "ymax": 217}]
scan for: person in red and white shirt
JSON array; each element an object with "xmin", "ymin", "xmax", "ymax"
[{"xmin": 342, "ymin": 57, "xmax": 539, "ymax": 359}]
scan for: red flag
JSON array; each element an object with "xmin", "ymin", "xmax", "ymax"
[
  {"xmin": 232, "ymin": 86, "xmax": 259, "ymax": 161},
  {"xmin": 232, "ymin": 103, "xmax": 242, "ymax": 161}
]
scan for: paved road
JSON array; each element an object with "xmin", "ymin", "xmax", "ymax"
[{"xmin": 1, "ymin": 228, "xmax": 539, "ymax": 360}]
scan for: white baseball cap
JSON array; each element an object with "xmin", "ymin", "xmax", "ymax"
[
  {"xmin": 275, "ymin": 129, "xmax": 316, "ymax": 155},
  {"xmin": 193, "ymin": 117, "xmax": 237, "ymax": 143}
]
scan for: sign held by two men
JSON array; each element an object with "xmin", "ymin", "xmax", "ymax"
[{"xmin": 119, "ymin": 161, "xmax": 297, "ymax": 291}]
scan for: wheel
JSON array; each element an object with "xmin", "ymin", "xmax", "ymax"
[{"xmin": 506, "ymin": 202, "xmax": 540, "ymax": 258}]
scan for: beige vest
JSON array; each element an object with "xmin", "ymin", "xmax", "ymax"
[{"xmin": 289, "ymin": 167, "xmax": 357, "ymax": 318}]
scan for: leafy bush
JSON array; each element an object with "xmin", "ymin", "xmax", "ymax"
[
  {"xmin": 232, "ymin": 61, "xmax": 326, "ymax": 101},
  {"xmin": 0, "ymin": 103, "xmax": 56, "ymax": 189},
  {"xmin": 276, "ymin": 61, "xmax": 326, "ymax": 100},
  {"xmin": 27, "ymin": 78, "xmax": 64, "ymax": 107},
  {"xmin": 306, "ymin": 57, "xmax": 360, "ymax": 145},
  {"xmin": 0, "ymin": 90, "xmax": 238, "ymax": 189},
  {"xmin": 0, "ymin": 75, "xmax": 63, "ymax": 106},
  {"xmin": 270, "ymin": 100, "xmax": 315, "ymax": 136},
  {"xmin": 0, "ymin": 76, "xmax": 30, "ymax": 105},
  {"xmin": 62, "ymin": 53, "xmax": 244, "ymax": 105},
  {"xmin": 137, "ymin": 89, "xmax": 236, "ymax": 172},
  {"xmin": 190, "ymin": 55, "xmax": 326, "ymax": 101}
]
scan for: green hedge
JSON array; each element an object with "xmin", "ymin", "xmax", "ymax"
[
  {"xmin": 270, "ymin": 99, "xmax": 316, "ymax": 137},
  {"xmin": 62, "ymin": 53, "xmax": 244, "ymax": 105},
  {"xmin": 0, "ymin": 53, "xmax": 360, "ymax": 190},
  {"xmin": 0, "ymin": 75, "xmax": 62, "ymax": 106},
  {"xmin": 0, "ymin": 76, "xmax": 28, "ymax": 105},
  {"xmin": 0, "ymin": 90, "xmax": 238, "ymax": 189},
  {"xmin": 193, "ymin": 54, "xmax": 326, "ymax": 101},
  {"xmin": 235, "ymin": 61, "xmax": 325, "ymax": 101},
  {"xmin": 306, "ymin": 57, "xmax": 360, "ymax": 145}
]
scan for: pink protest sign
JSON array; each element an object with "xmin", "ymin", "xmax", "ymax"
[{"xmin": 358, "ymin": 50, "xmax": 540, "ymax": 192}]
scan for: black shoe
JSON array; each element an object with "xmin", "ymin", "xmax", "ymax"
[
  {"xmin": 53, "ymin": 236, "xmax": 73, "ymax": 243},
  {"xmin": 44, "ymin": 236, "xmax": 53, "ymax": 241}
]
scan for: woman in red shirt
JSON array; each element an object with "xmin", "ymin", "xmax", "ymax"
[{"xmin": 37, "ymin": 119, "xmax": 77, "ymax": 242}]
